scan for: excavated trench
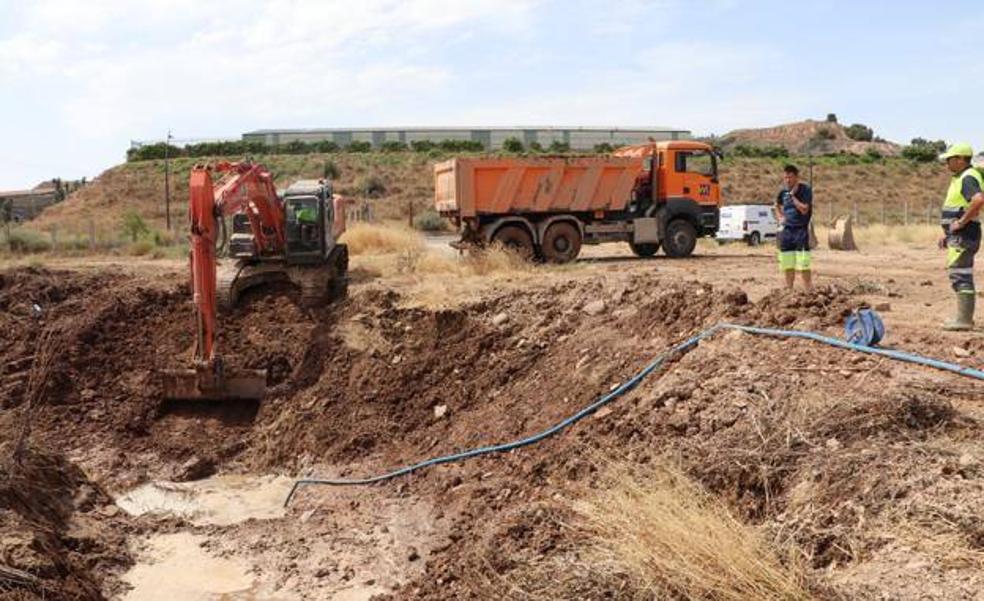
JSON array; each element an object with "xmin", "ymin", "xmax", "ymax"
[{"xmin": 2, "ymin": 266, "xmax": 983, "ymax": 600}]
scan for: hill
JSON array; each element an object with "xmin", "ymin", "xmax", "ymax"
[
  {"xmin": 719, "ymin": 119, "xmax": 902, "ymax": 157},
  {"xmin": 29, "ymin": 150, "xmax": 949, "ymax": 243}
]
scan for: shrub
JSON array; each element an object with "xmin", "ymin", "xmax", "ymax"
[
  {"xmin": 413, "ymin": 209, "xmax": 447, "ymax": 232},
  {"xmin": 814, "ymin": 127, "xmax": 836, "ymax": 140},
  {"xmin": 438, "ymin": 139, "xmax": 484, "ymax": 152},
  {"xmin": 5, "ymin": 228, "xmax": 52, "ymax": 253},
  {"xmin": 902, "ymin": 139, "xmax": 945, "ymax": 162},
  {"xmin": 593, "ymin": 142, "xmax": 615, "ymax": 153},
  {"xmin": 732, "ymin": 144, "xmax": 789, "ymax": 158},
  {"xmin": 826, "ymin": 113, "xmax": 838, "ymax": 123},
  {"xmin": 323, "ymin": 160, "xmax": 341, "ymax": 180},
  {"xmin": 341, "ymin": 223, "xmax": 424, "ymax": 255},
  {"xmin": 844, "ymin": 123, "xmax": 874, "ymax": 141},
  {"xmin": 347, "ymin": 141, "xmax": 372, "ymax": 153},
  {"xmin": 127, "ymin": 239, "xmax": 155, "ymax": 256},
  {"xmin": 282, "ymin": 140, "xmax": 311, "ymax": 155},
  {"xmin": 380, "ymin": 141, "xmax": 408, "ymax": 152},
  {"xmin": 502, "ymin": 137, "xmax": 524, "ymax": 152},
  {"xmin": 411, "ymin": 140, "xmax": 437, "ymax": 152},
  {"xmin": 315, "ymin": 140, "xmax": 340, "ymax": 153},
  {"xmin": 120, "ymin": 210, "xmax": 150, "ymax": 242},
  {"xmin": 548, "ymin": 140, "xmax": 571, "ymax": 153},
  {"xmin": 528, "ymin": 141, "xmax": 544, "ymax": 152},
  {"xmin": 863, "ymin": 147, "xmax": 883, "ymax": 161},
  {"xmin": 359, "ymin": 174, "xmax": 386, "ymax": 197}
]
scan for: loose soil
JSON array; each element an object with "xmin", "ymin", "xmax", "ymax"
[{"xmin": 1, "ymin": 242, "xmax": 983, "ymax": 600}]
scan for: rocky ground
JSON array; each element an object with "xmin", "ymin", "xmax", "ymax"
[{"xmin": 1, "ymin": 240, "xmax": 983, "ymax": 600}]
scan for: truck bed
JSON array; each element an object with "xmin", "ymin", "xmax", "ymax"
[{"xmin": 435, "ymin": 156, "xmax": 645, "ymax": 218}]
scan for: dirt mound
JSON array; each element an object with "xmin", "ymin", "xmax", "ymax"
[{"xmin": 0, "ymin": 448, "xmax": 131, "ymax": 600}]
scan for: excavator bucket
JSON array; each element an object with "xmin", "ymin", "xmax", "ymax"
[{"xmin": 160, "ymin": 366, "xmax": 267, "ymax": 402}]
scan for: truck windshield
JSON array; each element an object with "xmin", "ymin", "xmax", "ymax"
[{"xmin": 676, "ymin": 150, "xmax": 716, "ymax": 177}]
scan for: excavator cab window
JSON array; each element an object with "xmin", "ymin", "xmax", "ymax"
[{"xmin": 284, "ymin": 196, "xmax": 323, "ymax": 260}]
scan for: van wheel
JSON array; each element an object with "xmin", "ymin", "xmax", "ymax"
[
  {"xmin": 747, "ymin": 231, "xmax": 761, "ymax": 246},
  {"xmin": 663, "ymin": 219, "xmax": 697, "ymax": 258},
  {"xmin": 541, "ymin": 222, "xmax": 582, "ymax": 263},
  {"xmin": 492, "ymin": 225, "xmax": 535, "ymax": 259},
  {"xmin": 629, "ymin": 242, "xmax": 660, "ymax": 258}
]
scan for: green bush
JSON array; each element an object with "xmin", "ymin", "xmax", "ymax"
[
  {"xmin": 548, "ymin": 140, "xmax": 571, "ymax": 153},
  {"xmin": 381, "ymin": 141, "xmax": 408, "ymax": 152},
  {"xmin": 5, "ymin": 228, "xmax": 52, "ymax": 253},
  {"xmin": 411, "ymin": 140, "xmax": 437, "ymax": 152},
  {"xmin": 347, "ymin": 141, "xmax": 372, "ymax": 153},
  {"xmin": 528, "ymin": 141, "xmax": 544, "ymax": 152},
  {"xmin": 438, "ymin": 139, "xmax": 484, "ymax": 152},
  {"xmin": 322, "ymin": 160, "xmax": 341, "ymax": 180},
  {"xmin": 863, "ymin": 147, "xmax": 883, "ymax": 161},
  {"xmin": 503, "ymin": 137, "xmax": 524, "ymax": 153},
  {"xmin": 413, "ymin": 209, "xmax": 447, "ymax": 231},
  {"xmin": 732, "ymin": 144, "xmax": 789, "ymax": 158},
  {"xmin": 902, "ymin": 139, "xmax": 945, "ymax": 162},
  {"xmin": 315, "ymin": 140, "xmax": 340, "ymax": 153},
  {"xmin": 593, "ymin": 142, "xmax": 615, "ymax": 153},
  {"xmin": 359, "ymin": 174, "xmax": 386, "ymax": 197},
  {"xmin": 844, "ymin": 123, "xmax": 874, "ymax": 141},
  {"xmin": 120, "ymin": 210, "xmax": 150, "ymax": 242}
]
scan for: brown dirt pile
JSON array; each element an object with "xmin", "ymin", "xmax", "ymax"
[
  {"xmin": 3, "ymin": 265, "xmax": 981, "ymax": 599},
  {"xmin": 0, "ymin": 448, "xmax": 131, "ymax": 600}
]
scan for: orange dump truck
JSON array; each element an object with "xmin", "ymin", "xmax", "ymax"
[{"xmin": 434, "ymin": 141, "xmax": 722, "ymax": 262}]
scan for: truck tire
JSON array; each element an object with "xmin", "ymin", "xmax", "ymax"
[
  {"xmin": 663, "ymin": 219, "xmax": 697, "ymax": 258},
  {"xmin": 541, "ymin": 222, "xmax": 582, "ymax": 263},
  {"xmin": 748, "ymin": 231, "xmax": 761, "ymax": 246},
  {"xmin": 492, "ymin": 224, "xmax": 535, "ymax": 259},
  {"xmin": 629, "ymin": 242, "xmax": 660, "ymax": 258}
]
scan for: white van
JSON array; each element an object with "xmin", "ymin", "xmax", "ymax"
[{"xmin": 716, "ymin": 204, "xmax": 778, "ymax": 246}]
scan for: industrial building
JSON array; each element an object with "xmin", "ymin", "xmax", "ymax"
[{"xmin": 241, "ymin": 126, "xmax": 690, "ymax": 150}]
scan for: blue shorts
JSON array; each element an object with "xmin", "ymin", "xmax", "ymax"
[{"xmin": 779, "ymin": 226, "xmax": 810, "ymax": 252}]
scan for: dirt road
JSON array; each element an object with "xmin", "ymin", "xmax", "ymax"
[{"xmin": 1, "ymin": 239, "xmax": 982, "ymax": 600}]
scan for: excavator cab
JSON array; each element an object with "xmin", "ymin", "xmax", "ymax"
[{"xmin": 283, "ymin": 181, "xmax": 333, "ymax": 264}]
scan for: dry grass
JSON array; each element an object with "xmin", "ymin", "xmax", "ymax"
[
  {"xmin": 850, "ymin": 224, "xmax": 941, "ymax": 247},
  {"xmin": 573, "ymin": 460, "xmax": 814, "ymax": 601},
  {"xmin": 341, "ymin": 222, "xmax": 425, "ymax": 255}
]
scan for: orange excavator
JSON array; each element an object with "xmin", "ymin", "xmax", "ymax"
[{"xmin": 161, "ymin": 161, "xmax": 348, "ymax": 402}]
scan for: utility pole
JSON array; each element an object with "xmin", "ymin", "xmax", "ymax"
[{"xmin": 164, "ymin": 129, "xmax": 173, "ymax": 231}]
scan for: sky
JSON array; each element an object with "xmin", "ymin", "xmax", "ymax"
[{"xmin": 1, "ymin": 0, "xmax": 981, "ymax": 189}]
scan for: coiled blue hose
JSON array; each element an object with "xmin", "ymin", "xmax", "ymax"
[{"xmin": 284, "ymin": 322, "xmax": 983, "ymax": 507}]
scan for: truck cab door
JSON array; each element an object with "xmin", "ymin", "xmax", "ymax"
[{"xmin": 672, "ymin": 149, "xmax": 719, "ymax": 205}]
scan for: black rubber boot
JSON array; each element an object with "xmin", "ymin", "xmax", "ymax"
[{"xmin": 943, "ymin": 293, "xmax": 975, "ymax": 331}]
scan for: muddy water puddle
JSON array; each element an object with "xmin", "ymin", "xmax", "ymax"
[{"xmin": 116, "ymin": 474, "xmax": 293, "ymax": 526}]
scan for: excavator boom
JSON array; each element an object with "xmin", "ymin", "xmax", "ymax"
[{"xmin": 162, "ymin": 161, "xmax": 284, "ymax": 403}]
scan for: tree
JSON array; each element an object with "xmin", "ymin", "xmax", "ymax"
[
  {"xmin": 120, "ymin": 210, "xmax": 150, "ymax": 242},
  {"xmin": 826, "ymin": 113, "xmax": 838, "ymax": 123}
]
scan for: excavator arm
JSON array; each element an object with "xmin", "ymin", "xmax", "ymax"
[{"xmin": 164, "ymin": 161, "xmax": 281, "ymax": 402}]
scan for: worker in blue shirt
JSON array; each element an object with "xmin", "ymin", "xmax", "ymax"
[{"xmin": 774, "ymin": 164, "xmax": 813, "ymax": 291}]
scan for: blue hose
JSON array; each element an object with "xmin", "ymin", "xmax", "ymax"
[{"xmin": 284, "ymin": 322, "xmax": 983, "ymax": 507}]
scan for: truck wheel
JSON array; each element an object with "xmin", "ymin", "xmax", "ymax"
[
  {"xmin": 629, "ymin": 242, "xmax": 660, "ymax": 258},
  {"xmin": 663, "ymin": 219, "xmax": 697, "ymax": 258},
  {"xmin": 541, "ymin": 222, "xmax": 582, "ymax": 263},
  {"xmin": 748, "ymin": 231, "xmax": 761, "ymax": 246},
  {"xmin": 492, "ymin": 225, "xmax": 535, "ymax": 259}
]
